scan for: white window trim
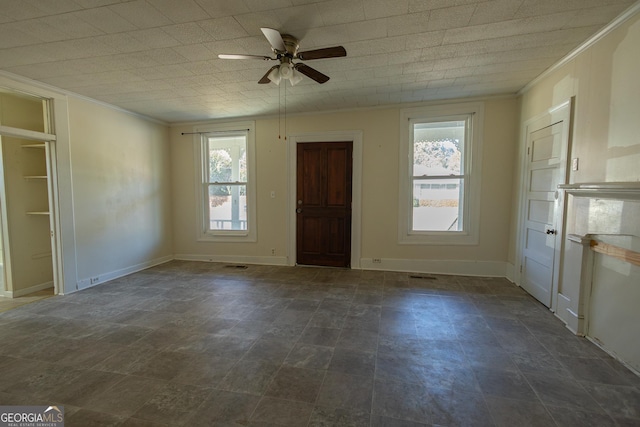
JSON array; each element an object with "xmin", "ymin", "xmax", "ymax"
[
  {"xmin": 398, "ymin": 102, "xmax": 484, "ymax": 245},
  {"xmin": 194, "ymin": 120, "xmax": 256, "ymax": 242}
]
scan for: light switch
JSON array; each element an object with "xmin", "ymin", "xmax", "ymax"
[{"xmin": 572, "ymin": 158, "xmax": 579, "ymax": 171}]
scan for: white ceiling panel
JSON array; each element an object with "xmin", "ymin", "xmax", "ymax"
[
  {"xmin": 193, "ymin": 0, "xmax": 251, "ymax": 19},
  {"xmin": 71, "ymin": 7, "xmax": 138, "ymax": 34},
  {"xmin": 108, "ymin": 0, "xmax": 173, "ymax": 29},
  {"xmin": 145, "ymin": 0, "xmax": 210, "ymax": 23},
  {"xmin": 363, "ymin": 0, "xmax": 409, "ymax": 19},
  {"xmin": 0, "ymin": 0, "xmax": 636, "ymax": 123},
  {"xmin": 198, "ymin": 17, "xmax": 250, "ymax": 40}
]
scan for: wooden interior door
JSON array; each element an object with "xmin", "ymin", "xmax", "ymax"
[
  {"xmin": 520, "ymin": 108, "xmax": 570, "ymax": 307},
  {"xmin": 296, "ymin": 141, "xmax": 352, "ymax": 268}
]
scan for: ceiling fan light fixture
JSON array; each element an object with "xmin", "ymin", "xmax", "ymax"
[
  {"xmin": 268, "ymin": 67, "xmax": 281, "ymax": 85},
  {"xmin": 289, "ymin": 69, "xmax": 303, "ymax": 86},
  {"xmin": 279, "ymin": 63, "xmax": 293, "ymax": 79}
]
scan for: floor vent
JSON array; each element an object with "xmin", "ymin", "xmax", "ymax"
[
  {"xmin": 225, "ymin": 265, "xmax": 248, "ymax": 269},
  {"xmin": 409, "ymin": 275, "xmax": 437, "ymax": 280}
]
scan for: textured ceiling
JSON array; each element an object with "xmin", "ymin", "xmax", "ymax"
[{"xmin": 0, "ymin": 0, "xmax": 636, "ymax": 123}]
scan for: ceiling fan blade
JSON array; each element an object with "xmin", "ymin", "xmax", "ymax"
[
  {"xmin": 261, "ymin": 27, "xmax": 286, "ymax": 52},
  {"xmin": 218, "ymin": 54, "xmax": 274, "ymax": 60},
  {"xmin": 295, "ymin": 63, "xmax": 330, "ymax": 84},
  {"xmin": 259, "ymin": 65, "xmax": 279, "ymax": 84},
  {"xmin": 297, "ymin": 46, "xmax": 346, "ymax": 61}
]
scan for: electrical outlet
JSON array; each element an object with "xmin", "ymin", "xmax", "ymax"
[
  {"xmin": 271, "ymin": 248, "xmax": 276, "ymax": 255},
  {"xmin": 372, "ymin": 258, "xmax": 382, "ymax": 264},
  {"xmin": 90, "ymin": 277, "xmax": 99, "ymax": 284}
]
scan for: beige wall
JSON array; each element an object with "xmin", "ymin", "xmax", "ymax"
[
  {"xmin": 511, "ymin": 12, "xmax": 640, "ymax": 263},
  {"xmin": 171, "ymin": 97, "xmax": 518, "ymax": 272},
  {"xmin": 514, "ymin": 10, "xmax": 640, "ymax": 369},
  {"xmin": 519, "ymin": 12, "xmax": 640, "ymax": 183},
  {"xmin": 0, "ymin": 91, "xmax": 45, "ymax": 132},
  {"xmin": 68, "ymin": 98, "xmax": 173, "ymax": 287}
]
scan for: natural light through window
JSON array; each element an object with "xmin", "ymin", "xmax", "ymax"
[
  {"xmin": 195, "ymin": 121, "xmax": 256, "ymax": 242},
  {"xmin": 399, "ymin": 103, "xmax": 483, "ymax": 245},
  {"xmin": 207, "ymin": 135, "xmax": 247, "ymax": 231},
  {"xmin": 412, "ymin": 120, "xmax": 465, "ymax": 231}
]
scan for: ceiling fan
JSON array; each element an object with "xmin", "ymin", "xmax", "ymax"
[{"xmin": 218, "ymin": 28, "xmax": 347, "ymax": 86}]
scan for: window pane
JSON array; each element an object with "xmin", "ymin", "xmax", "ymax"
[
  {"xmin": 208, "ymin": 185, "xmax": 247, "ymax": 230},
  {"xmin": 208, "ymin": 136, "xmax": 247, "ymax": 183},
  {"xmin": 413, "ymin": 121, "xmax": 464, "ymax": 176},
  {"xmin": 412, "ymin": 178, "xmax": 463, "ymax": 231}
]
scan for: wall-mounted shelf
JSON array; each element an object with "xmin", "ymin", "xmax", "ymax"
[
  {"xmin": 26, "ymin": 211, "xmax": 50, "ymax": 216},
  {"xmin": 24, "ymin": 176, "xmax": 48, "ymax": 180}
]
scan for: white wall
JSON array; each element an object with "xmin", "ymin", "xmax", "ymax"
[
  {"xmin": 171, "ymin": 97, "xmax": 518, "ymax": 276},
  {"xmin": 67, "ymin": 97, "xmax": 173, "ymax": 290}
]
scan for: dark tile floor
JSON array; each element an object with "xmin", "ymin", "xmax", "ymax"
[{"xmin": 0, "ymin": 261, "xmax": 639, "ymax": 426}]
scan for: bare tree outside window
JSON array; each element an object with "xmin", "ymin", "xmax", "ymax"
[{"xmin": 412, "ymin": 120, "xmax": 466, "ymax": 231}]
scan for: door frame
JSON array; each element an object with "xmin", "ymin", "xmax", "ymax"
[
  {"xmin": 515, "ymin": 98, "xmax": 573, "ymax": 311},
  {"xmin": 0, "ymin": 74, "xmax": 78, "ymax": 295},
  {"xmin": 287, "ymin": 131, "xmax": 363, "ymax": 269},
  {"xmin": 0, "ymin": 133, "xmax": 60, "ymax": 297}
]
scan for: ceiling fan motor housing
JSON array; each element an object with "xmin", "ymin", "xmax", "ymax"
[{"xmin": 279, "ymin": 34, "xmax": 300, "ymax": 57}]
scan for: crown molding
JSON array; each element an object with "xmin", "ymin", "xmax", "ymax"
[
  {"xmin": 169, "ymin": 93, "xmax": 517, "ymax": 127},
  {"xmin": 0, "ymin": 70, "xmax": 168, "ymax": 127},
  {"xmin": 518, "ymin": 1, "xmax": 640, "ymax": 95}
]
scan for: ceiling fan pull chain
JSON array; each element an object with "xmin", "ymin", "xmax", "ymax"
[{"xmin": 278, "ymin": 83, "xmax": 282, "ymax": 140}]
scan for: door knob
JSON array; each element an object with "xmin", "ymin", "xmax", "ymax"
[
  {"xmin": 296, "ymin": 208, "xmax": 302, "ymax": 214},
  {"xmin": 546, "ymin": 229, "xmax": 556, "ymax": 235}
]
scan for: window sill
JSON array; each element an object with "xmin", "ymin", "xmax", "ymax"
[
  {"xmin": 198, "ymin": 232, "xmax": 256, "ymax": 243},
  {"xmin": 398, "ymin": 232, "xmax": 478, "ymax": 246}
]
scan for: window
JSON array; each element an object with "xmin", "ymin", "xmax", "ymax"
[
  {"xmin": 399, "ymin": 103, "xmax": 483, "ymax": 245},
  {"xmin": 195, "ymin": 121, "xmax": 256, "ymax": 241}
]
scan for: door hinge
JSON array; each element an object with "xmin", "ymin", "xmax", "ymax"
[
  {"xmin": 519, "ymin": 264, "xmax": 523, "ymax": 273},
  {"xmin": 527, "ymin": 146, "xmax": 530, "ymax": 155}
]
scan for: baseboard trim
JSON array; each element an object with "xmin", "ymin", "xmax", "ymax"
[
  {"xmin": 359, "ymin": 258, "xmax": 507, "ymax": 277},
  {"xmin": 74, "ymin": 254, "xmax": 174, "ymax": 292},
  {"xmin": 163, "ymin": 255, "xmax": 506, "ymax": 276},
  {"xmin": 2, "ymin": 281, "xmax": 54, "ymax": 298},
  {"xmin": 586, "ymin": 336, "xmax": 640, "ymax": 378},
  {"xmin": 555, "ymin": 292, "xmax": 585, "ymax": 336},
  {"xmin": 505, "ymin": 263, "xmax": 516, "ymax": 283},
  {"xmin": 174, "ymin": 253, "xmax": 289, "ymax": 267}
]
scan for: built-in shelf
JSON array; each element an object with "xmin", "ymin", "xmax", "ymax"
[
  {"xmin": 21, "ymin": 144, "xmax": 46, "ymax": 149},
  {"xmin": 26, "ymin": 211, "xmax": 50, "ymax": 216},
  {"xmin": 559, "ymin": 182, "xmax": 640, "ymax": 200}
]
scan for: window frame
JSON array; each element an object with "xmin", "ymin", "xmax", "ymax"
[
  {"xmin": 194, "ymin": 121, "xmax": 256, "ymax": 242},
  {"xmin": 398, "ymin": 102, "xmax": 484, "ymax": 245}
]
